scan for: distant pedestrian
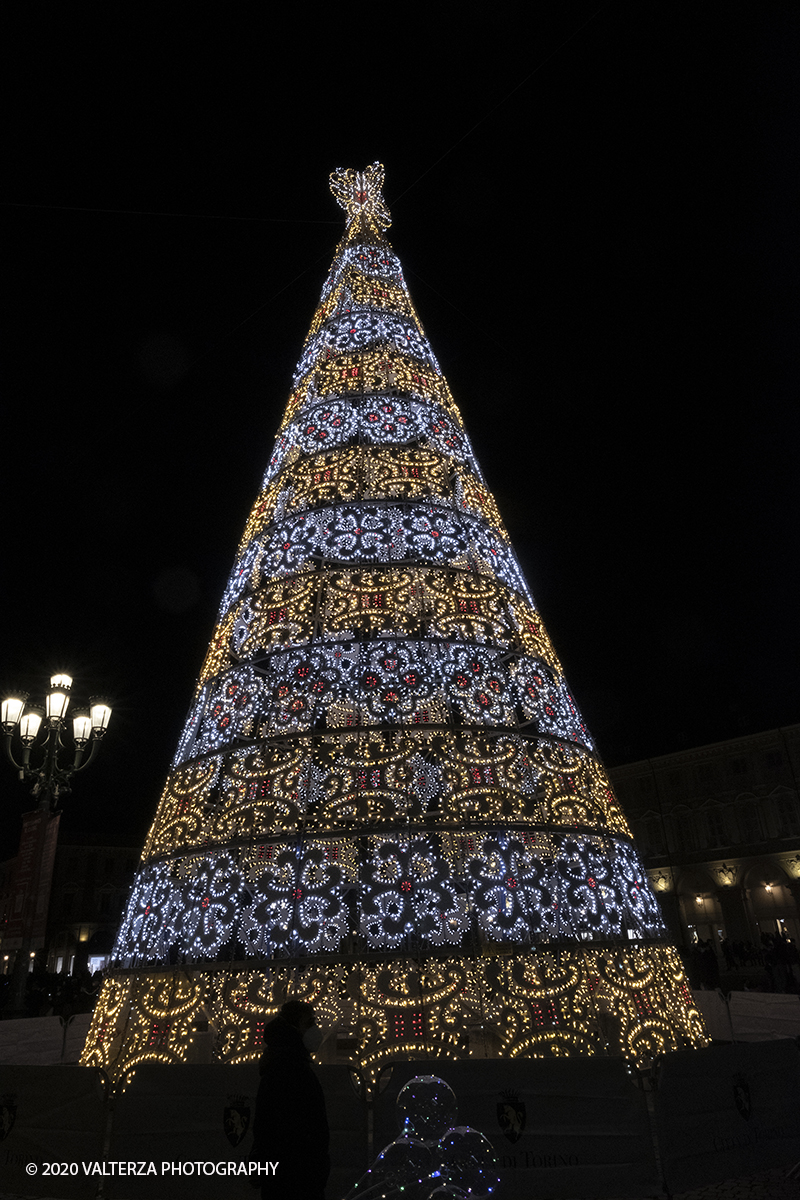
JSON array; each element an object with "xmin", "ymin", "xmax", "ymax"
[
  {"xmin": 721, "ymin": 938, "xmax": 737, "ymax": 971},
  {"xmin": 698, "ymin": 939, "xmax": 720, "ymax": 989}
]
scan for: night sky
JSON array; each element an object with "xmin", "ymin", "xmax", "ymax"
[{"xmin": 2, "ymin": 5, "xmax": 797, "ymax": 856}]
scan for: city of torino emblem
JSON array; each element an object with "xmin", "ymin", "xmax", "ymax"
[
  {"xmin": 0, "ymin": 1095, "xmax": 17, "ymax": 1141},
  {"xmin": 223, "ymin": 1095, "xmax": 251, "ymax": 1147},
  {"xmin": 497, "ymin": 1089, "xmax": 526, "ymax": 1144}
]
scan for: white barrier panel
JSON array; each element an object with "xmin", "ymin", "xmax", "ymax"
[
  {"xmin": 317, "ymin": 1065, "xmax": 368, "ymax": 1199},
  {"xmin": 0, "ymin": 1014, "xmax": 94, "ymax": 1067},
  {"xmin": 372, "ymin": 1056, "xmax": 659, "ymax": 1199},
  {"xmin": 654, "ymin": 1039, "xmax": 800, "ymax": 1194},
  {"xmin": 109, "ymin": 1063, "xmax": 261, "ymax": 1199},
  {"xmin": 63, "ymin": 1015, "xmax": 93, "ymax": 1064},
  {"xmin": 109, "ymin": 1062, "xmax": 365, "ymax": 1199},
  {"xmin": 729, "ymin": 990, "xmax": 800, "ymax": 1040},
  {"xmin": 0, "ymin": 1065, "xmax": 105, "ymax": 1198},
  {"xmin": 691, "ymin": 988, "xmax": 734, "ymax": 1040},
  {"xmin": 0, "ymin": 1017, "xmax": 65, "ymax": 1066}
]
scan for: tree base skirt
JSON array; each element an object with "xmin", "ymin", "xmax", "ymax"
[{"xmin": 82, "ymin": 943, "xmax": 707, "ymax": 1090}]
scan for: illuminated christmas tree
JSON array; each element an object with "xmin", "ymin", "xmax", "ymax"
[{"xmin": 84, "ymin": 164, "xmax": 706, "ymax": 1086}]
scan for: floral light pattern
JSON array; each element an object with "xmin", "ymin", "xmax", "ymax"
[{"xmin": 94, "ymin": 164, "xmax": 699, "ymax": 1085}]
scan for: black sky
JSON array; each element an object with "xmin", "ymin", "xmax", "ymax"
[{"xmin": 2, "ymin": 4, "xmax": 798, "ymax": 855}]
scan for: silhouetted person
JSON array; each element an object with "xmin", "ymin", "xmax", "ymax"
[
  {"xmin": 761, "ymin": 933, "xmax": 777, "ymax": 990},
  {"xmin": 688, "ymin": 941, "xmax": 704, "ymax": 988},
  {"xmin": 773, "ymin": 934, "xmax": 796, "ymax": 991},
  {"xmin": 698, "ymin": 939, "xmax": 720, "ymax": 989},
  {"xmin": 252, "ymin": 999, "xmax": 329, "ymax": 1200}
]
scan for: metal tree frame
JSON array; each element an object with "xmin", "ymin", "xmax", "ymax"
[{"xmin": 82, "ymin": 165, "xmax": 706, "ymax": 1087}]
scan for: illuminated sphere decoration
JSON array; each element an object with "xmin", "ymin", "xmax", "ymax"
[
  {"xmin": 397, "ymin": 1076, "xmax": 458, "ymax": 1143},
  {"xmin": 438, "ymin": 1126, "xmax": 500, "ymax": 1198},
  {"xmin": 345, "ymin": 1137, "xmax": 434, "ymax": 1200},
  {"xmin": 345, "ymin": 1075, "xmax": 499, "ymax": 1199},
  {"xmin": 82, "ymin": 164, "xmax": 707, "ymax": 1088}
]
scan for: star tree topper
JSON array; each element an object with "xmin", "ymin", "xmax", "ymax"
[{"xmin": 329, "ymin": 162, "xmax": 392, "ymax": 236}]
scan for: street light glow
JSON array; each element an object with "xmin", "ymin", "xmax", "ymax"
[
  {"xmin": 72, "ymin": 710, "xmax": 93, "ymax": 745},
  {"xmin": 46, "ymin": 678, "xmax": 72, "ymax": 722},
  {"xmin": 19, "ymin": 708, "xmax": 44, "ymax": 744},
  {"xmin": 1, "ymin": 694, "xmax": 27, "ymax": 732},
  {"xmin": 90, "ymin": 699, "xmax": 113, "ymax": 737}
]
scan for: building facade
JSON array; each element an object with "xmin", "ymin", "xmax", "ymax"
[
  {"xmin": 610, "ymin": 725, "xmax": 800, "ymax": 956},
  {"xmin": 0, "ymin": 841, "xmax": 138, "ymax": 980}
]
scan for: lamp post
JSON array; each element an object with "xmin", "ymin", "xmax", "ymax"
[{"xmin": 1, "ymin": 674, "xmax": 112, "ymax": 1013}]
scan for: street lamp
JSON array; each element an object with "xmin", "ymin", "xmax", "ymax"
[
  {"xmin": 2, "ymin": 674, "xmax": 112, "ymax": 808},
  {"xmin": 1, "ymin": 673, "xmax": 112, "ymax": 1013}
]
